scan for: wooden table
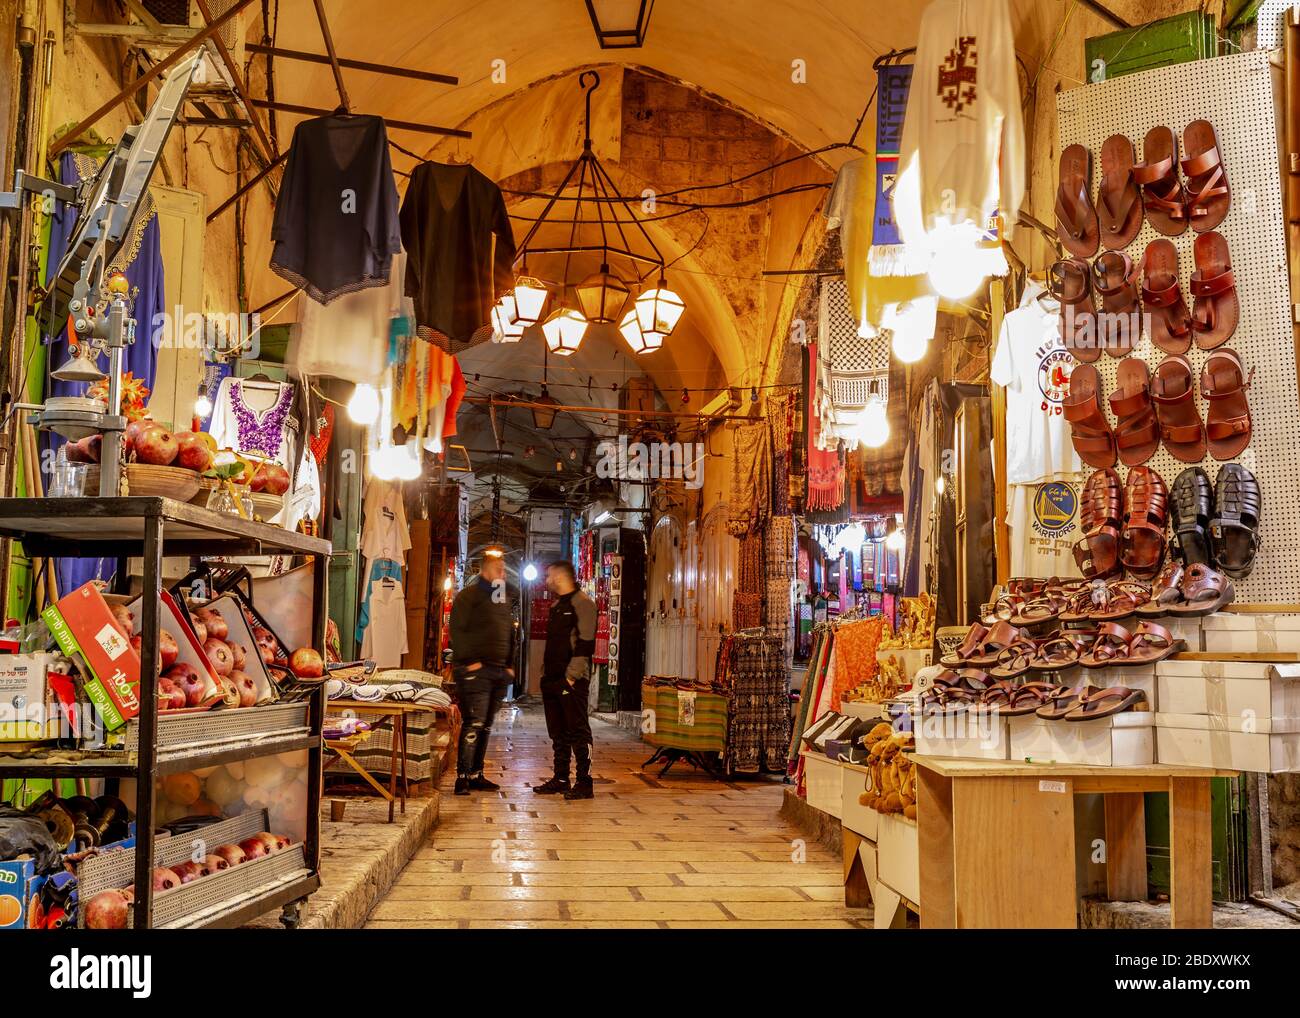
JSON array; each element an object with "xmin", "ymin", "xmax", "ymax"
[
  {"xmin": 324, "ymin": 700, "xmax": 460, "ymax": 822},
  {"xmin": 914, "ymin": 756, "xmax": 1237, "ymax": 929}
]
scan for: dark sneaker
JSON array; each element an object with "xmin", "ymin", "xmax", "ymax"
[
  {"xmin": 532, "ymin": 777, "xmax": 570, "ymax": 795},
  {"xmin": 564, "ymin": 779, "xmax": 594, "ymax": 801},
  {"xmin": 468, "ymin": 775, "xmax": 500, "ymax": 792},
  {"xmin": 454, "ymin": 776, "xmax": 470, "ymax": 796}
]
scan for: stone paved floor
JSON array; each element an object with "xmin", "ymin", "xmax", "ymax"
[{"xmin": 366, "ymin": 703, "xmax": 869, "ymax": 929}]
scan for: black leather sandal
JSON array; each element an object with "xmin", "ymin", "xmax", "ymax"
[
  {"xmin": 1170, "ymin": 466, "xmax": 1213, "ymax": 566},
  {"xmin": 1210, "ymin": 463, "xmax": 1261, "ymax": 578}
]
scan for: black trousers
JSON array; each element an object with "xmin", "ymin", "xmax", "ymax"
[
  {"xmin": 455, "ymin": 664, "xmax": 509, "ymax": 776},
  {"xmin": 540, "ymin": 675, "xmax": 592, "ymax": 781}
]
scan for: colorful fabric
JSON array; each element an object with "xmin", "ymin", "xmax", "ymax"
[
  {"xmin": 720, "ymin": 633, "xmax": 790, "ymax": 774},
  {"xmin": 641, "ymin": 684, "xmax": 727, "ymax": 753},
  {"xmin": 830, "ymin": 616, "xmax": 884, "ymax": 711},
  {"xmin": 805, "ymin": 343, "xmax": 844, "ymax": 511},
  {"xmin": 728, "ymin": 422, "xmax": 771, "ymax": 537}
]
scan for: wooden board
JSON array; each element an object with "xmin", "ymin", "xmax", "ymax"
[
  {"xmin": 1104, "ymin": 792, "xmax": 1148, "ymax": 902},
  {"xmin": 1169, "ymin": 776, "xmax": 1213, "ymax": 929},
  {"xmin": 913, "ymin": 755, "xmax": 1233, "ymax": 780}
]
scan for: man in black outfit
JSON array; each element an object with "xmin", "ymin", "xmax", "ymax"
[
  {"xmin": 449, "ymin": 548, "xmax": 516, "ymax": 796},
  {"xmin": 533, "ymin": 560, "xmax": 598, "ymax": 800}
]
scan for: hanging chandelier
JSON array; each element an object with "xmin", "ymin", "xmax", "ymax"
[{"xmin": 502, "ymin": 70, "xmax": 686, "ymax": 355}]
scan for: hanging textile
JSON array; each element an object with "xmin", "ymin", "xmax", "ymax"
[
  {"xmin": 292, "ymin": 250, "xmax": 404, "ymax": 386},
  {"xmin": 893, "ymin": 0, "xmax": 1026, "ymax": 278},
  {"xmin": 732, "ymin": 531, "xmax": 764, "ymax": 631},
  {"xmin": 804, "ymin": 343, "xmax": 844, "ymax": 512},
  {"xmin": 727, "ymin": 422, "xmax": 771, "ymax": 537},
  {"xmin": 45, "ymin": 152, "xmax": 164, "ymax": 596},
  {"xmin": 720, "ymin": 632, "xmax": 790, "ymax": 774},
  {"xmin": 823, "ymin": 155, "xmax": 875, "ymax": 334},
  {"xmin": 829, "ymin": 616, "xmax": 884, "ymax": 711},
  {"xmin": 867, "ymin": 63, "xmax": 924, "ymax": 276},
  {"xmin": 766, "ymin": 392, "xmax": 795, "ymax": 517},
  {"xmin": 399, "ymin": 162, "xmax": 516, "ymax": 352},
  {"xmin": 271, "ymin": 114, "xmax": 401, "ymax": 303}
]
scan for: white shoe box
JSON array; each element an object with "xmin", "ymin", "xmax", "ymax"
[
  {"xmin": 876, "ymin": 811, "xmax": 920, "ymax": 906},
  {"xmin": 1202, "ymin": 613, "xmax": 1300, "ymax": 654},
  {"xmin": 1155, "ymin": 660, "xmax": 1300, "ymax": 722},
  {"xmin": 1155, "ymin": 716, "xmax": 1300, "ymax": 772},
  {"xmin": 912, "ymin": 709, "xmax": 1009, "ymax": 760},
  {"xmin": 1008, "ymin": 710, "xmax": 1155, "ymax": 766}
]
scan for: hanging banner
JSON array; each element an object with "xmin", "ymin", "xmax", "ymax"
[{"xmin": 872, "ymin": 63, "xmax": 913, "ymax": 251}]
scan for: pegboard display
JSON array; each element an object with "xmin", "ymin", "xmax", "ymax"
[{"xmin": 1056, "ymin": 50, "xmax": 1294, "ymax": 602}]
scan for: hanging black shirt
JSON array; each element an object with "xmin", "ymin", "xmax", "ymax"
[
  {"xmin": 270, "ymin": 114, "xmax": 401, "ymax": 304},
  {"xmin": 399, "ymin": 162, "xmax": 516, "ymax": 351}
]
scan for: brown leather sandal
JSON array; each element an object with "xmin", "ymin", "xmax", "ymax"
[
  {"xmin": 1090, "ymin": 579, "xmax": 1153, "ymax": 623},
  {"xmin": 1190, "ymin": 231, "xmax": 1237, "ymax": 350},
  {"xmin": 1091, "ymin": 251, "xmax": 1140, "ymax": 358},
  {"xmin": 1122, "ymin": 620, "xmax": 1184, "ymax": 665},
  {"xmin": 989, "ymin": 639, "xmax": 1042, "ymax": 680},
  {"xmin": 1036, "ymin": 683, "xmax": 1101, "ymax": 720},
  {"xmin": 1078, "ymin": 622, "xmax": 1140, "ymax": 668},
  {"xmin": 1030, "ymin": 631, "xmax": 1096, "ymax": 671},
  {"xmin": 993, "ymin": 681, "xmax": 1061, "ymax": 717},
  {"xmin": 1168, "ymin": 562, "xmax": 1236, "ymax": 617},
  {"xmin": 1136, "ymin": 561, "xmax": 1185, "ymax": 617},
  {"xmin": 1073, "ymin": 467, "xmax": 1124, "ymax": 580},
  {"xmin": 1140, "ymin": 239, "xmax": 1193, "ymax": 355},
  {"xmin": 1097, "ymin": 134, "xmax": 1144, "ymax": 249},
  {"xmin": 1133, "ymin": 125, "xmax": 1188, "ymax": 236},
  {"xmin": 1152, "ymin": 355, "xmax": 1207, "ymax": 463},
  {"xmin": 939, "ymin": 623, "xmax": 987, "ymax": 667},
  {"xmin": 1200, "ymin": 348, "xmax": 1253, "ymax": 461},
  {"xmin": 1108, "ymin": 358, "xmax": 1160, "ymax": 466},
  {"xmin": 1064, "ymin": 363, "xmax": 1116, "ymax": 468},
  {"xmin": 1182, "ymin": 119, "xmax": 1231, "ymax": 233},
  {"xmin": 1121, "ymin": 466, "xmax": 1168, "ymax": 580},
  {"xmin": 1049, "ymin": 258, "xmax": 1099, "ymax": 361},
  {"xmin": 1065, "ymin": 686, "xmax": 1149, "ymax": 721},
  {"xmin": 1056, "ymin": 144, "xmax": 1100, "ymax": 257}
]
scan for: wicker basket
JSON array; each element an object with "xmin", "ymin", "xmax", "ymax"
[{"xmin": 123, "ymin": 463, "xmax": 201, "ymax": 500}]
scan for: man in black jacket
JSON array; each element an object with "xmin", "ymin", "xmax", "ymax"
[
  {"xmin": 533, "ymin": 560, "xmax": 598, "ymax": 800},
  {"xmin": 449, "ymin": 548, "xmax": 516, "ymax": 795}
]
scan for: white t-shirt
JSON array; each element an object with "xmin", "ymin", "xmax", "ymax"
[
  {"xmin": 361, "ymin": 479, "xmax": 411, "ymax": 567},
  {"xmin": 989, "ymin": 292, "xmax": 1083, "ymax": 485},
  {"xmin": 292, "ymin": 252, "xmax": 405, "ymax": 386},
  {"xmin": 360, "ymin": 580, "xmax": 408, "ymax": 668},
  {"xmin": 1007, "ymin": 479, "xmax": 1085, "ymax": 579}
]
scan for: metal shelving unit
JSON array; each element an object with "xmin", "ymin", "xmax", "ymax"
[{"xmin": 0, "ymin": 496, "xmax": 331, "ymax": 929}]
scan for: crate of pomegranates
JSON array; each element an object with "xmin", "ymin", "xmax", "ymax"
[{"xmin": 78, "ymin": 808, "xmax": 304, "ymax": 929}]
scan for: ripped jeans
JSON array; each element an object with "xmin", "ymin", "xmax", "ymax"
[{"xmin": 455, "ymin": 664, "xmax": 509, "ymax": 777}]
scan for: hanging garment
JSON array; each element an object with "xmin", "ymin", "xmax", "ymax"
[
  {"xmin": 399, "ymin": 162, "xmax": 516, "ymax": 351},
  {"xmin": 360, "ymin": 579, "xmax": 409, "ymax": 669},
  {"xmin": 1007, "ymin": 478, "xmax": 1085, "ymax": 579},
  {"xmin": 727, "ymin": 422, "xmax": 771, "ymax": 537},
  {"xmin": 988, "ymin": 286, "xmax": 1083, "ymax": 485},
  {"xmin": 355, "ymin": 558, "xmax": 403, "ymax": 645},
  {"xmin": 208, "ymin": 378, "xmax": 298, "ymax": 467},
  {"xmin": 361, "ymin": 479, "xmax": 411, "ymax": 569},
  {"xmin": 723, "ymin": 634, "xmax": 791, "ymax": 774},
  {"xmin": 270, "ymin": 114, "xmax": 401, "ymax": 303},
  {"xmin": 766, "ymin": 392, "xmax": 795, "ymax": 517},
  {"xmin": 830, "ymin": 616, "xmax": 884, "ymax": 711},
  {"xmin": 824, "ymin": 156, "xmax": 875, "ymax": 334},
  {"xmin": 292, "ymin": 251, "xmax": 405, "ymax": 385},
  {"xmin": 893, "ymin": 0, "xmax": 1026, "ymax": 273},
  {"xmin": 45, "ymin": 152, "xmax": 166, "ymax": 597},
  {"xmin": 805, "ymin": 343, "xmax": 845, "ymax": 512}
]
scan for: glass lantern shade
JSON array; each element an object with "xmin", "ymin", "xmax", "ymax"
[
  {"xmin": 634, "ymin": 281, "xmax": 685, "ymax": 336},
  {"xmin": 542, "ymin": 307, "xmax": 588, "ymax": 355},
  {"xmin": 619, "ymin": 308, "xmax": 662, "ymax": 355},
  {"xmin": 492, "ymin": 299, "xmax": 525, "ymax": 342},
  {"xmin": 575, "ymin": 265, "xmax": 631, "ymax": 324},
  {"xmin": 510, "ymin": 276, "xmax": 550, "ymax": 325},
  {"xmin": 532, "ymin": 388, "xmax": 560, "ymax": 430}
]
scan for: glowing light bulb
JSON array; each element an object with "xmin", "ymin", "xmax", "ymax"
[
  {"xmin": 523, "ymin": 563, "xmax": 539, "ymax": 582},
  {"xmin": 348, "ymin": 383, "xmax": 381, "ymax": 425},
  {"xmin": 856, "ymin": 397, "xmax": 890, "ymax": 449},
  {"xmin": 927, "ymin": 221, "xmax": 988, "ymax": 300},
  {"xmin": 885, "ymin": 528, "xmax": 905, "ymax": 552},
  {"xmin": 442, "ymin": 576, "xmax": 453, "ymax": 592},
  {"xmin": 891, "ymin": 328, "xmax": 929, "ymax": 364},
  {"xmin": 193, "ymin": 394, "xmax": 213, "ymax": 418}
]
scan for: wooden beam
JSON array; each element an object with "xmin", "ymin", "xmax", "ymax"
[
  {"xmin": 310, "ymin": 0, "xmax": 351, "ymax": 112},
  {"xmin": 195, "ymin": 0, "xmax": 277, "ymax": 163},
  {"xmin": 248, "ymin": 99, "xmax": 471, "ymax": 139},
  {"xmin": 246, "ymin": 43, "xmax": 458, "ymax": 86},
  {"xmin": 49, "ymin": 0, "xmax": 257, "ymax": 158}
]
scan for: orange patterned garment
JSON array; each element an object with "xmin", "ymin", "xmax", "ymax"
[{"xmin": 830, "ymin": 616, "xmax": 883, "ymax": 710}]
